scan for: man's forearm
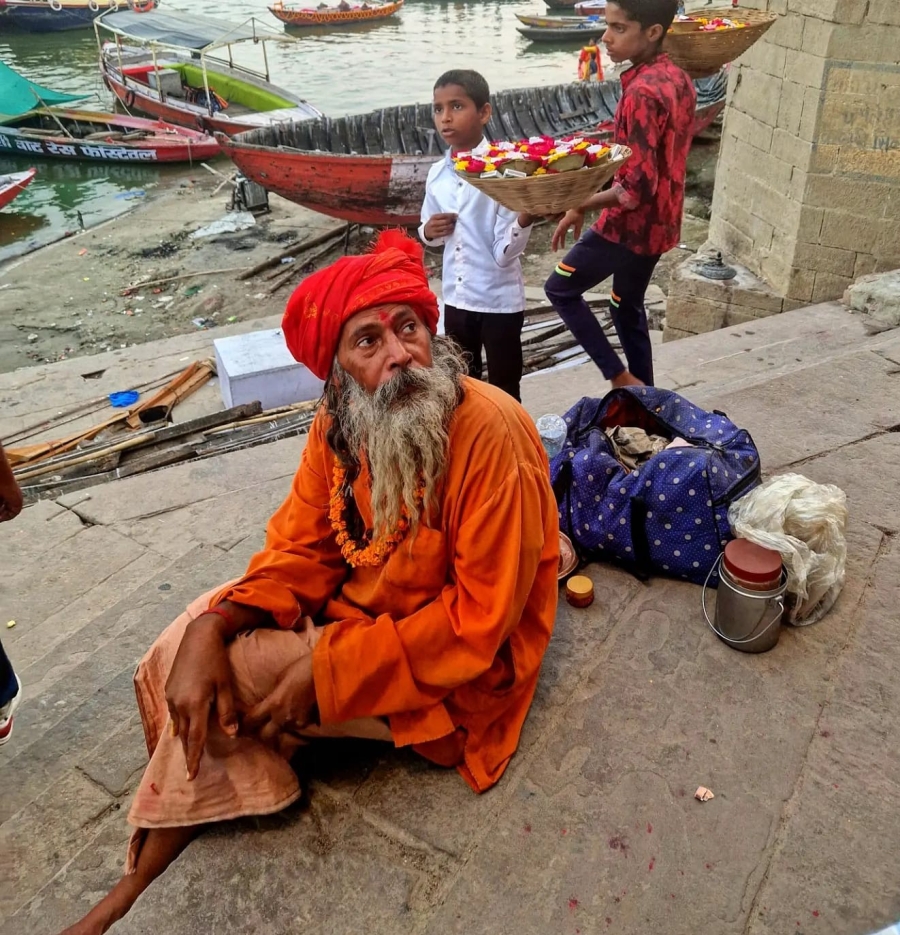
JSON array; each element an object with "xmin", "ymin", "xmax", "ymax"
[{"xmin": 194, "ymin": 600, "xmax": 275, "ymax": 641}]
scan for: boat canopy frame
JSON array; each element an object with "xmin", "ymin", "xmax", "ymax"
[{"xmin": 94, "ymin": 10, "xmax": 300, "ymax": 117}]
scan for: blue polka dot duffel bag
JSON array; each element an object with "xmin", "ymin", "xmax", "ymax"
[{"xmin": 550, "ymin": 387, "xmax": 761, "ymax": 584}]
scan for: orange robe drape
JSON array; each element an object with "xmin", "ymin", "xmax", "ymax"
[{"xmin": 213, "ymin": 378, "xmax": 560, "ymax": 793}]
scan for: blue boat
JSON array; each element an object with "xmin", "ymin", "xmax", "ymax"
[{"xmin": 1, "ymin": 0, "xmax": 157, "ymax": 33}]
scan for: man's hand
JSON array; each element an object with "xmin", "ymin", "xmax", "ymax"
[
  {"xmin": 551, "ymin": 209, "xmax": 586, "ymax": 251},
  {"xmin": 423, "ymin": 213, "xmax": 457, "ymax": 240},
  {"xmin": 0, "ymin": 474, "xmax": 23, "ymax": 523},
  {"xmin": 165, "ymin": 614, "xmax": 238, "ymax": 780},
  {"xmin": 243, "ymin": 653, "xmax": 317, "ymax": 750}
]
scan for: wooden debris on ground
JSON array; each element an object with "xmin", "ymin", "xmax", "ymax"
[
  {"xmin": 515, "ymin": 299, "xmax": 621, "ymax": 376},
  {"xmin": 15, "ymin": 397, "xmax": 319, "ymax": 504},
  {"xmin": 7, "ymin": 361, "xmax": 215, "ymax": 468}
]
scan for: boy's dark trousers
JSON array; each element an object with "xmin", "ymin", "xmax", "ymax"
[
  {"xmin": 544, "ymin": 229, "xmax": 660, "ymax": 386},
  {"xmin": 444, "ymin": 305, "xmax": 525, "ymax": 402}
]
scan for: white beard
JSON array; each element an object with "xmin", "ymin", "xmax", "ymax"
[{"xmin": 328, "ymin": 337, "xmax": 467, "ymax": 538}]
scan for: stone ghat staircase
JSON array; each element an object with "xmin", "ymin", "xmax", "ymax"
[{"xmin": 1, "ymin": 303, "xmax": 899, "ymax": 935}]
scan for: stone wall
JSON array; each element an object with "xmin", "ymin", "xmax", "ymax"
[{"xmin": 703, "ymin": 0, "xmax": 900, "ymax": 311}]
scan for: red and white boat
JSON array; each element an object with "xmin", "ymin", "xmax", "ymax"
[
  {"xmin": 219, "ymin": 72, "xmax": 728, "ymax": 227},
  {"xmin": 0, "ymin": 168, "xmax": 37, "ymax": 211},
  {"xmin": 0, "ymin": 108, "xmax": 220, "ymax": 164}
]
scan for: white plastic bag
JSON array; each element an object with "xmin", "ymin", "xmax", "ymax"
[{"xmin": 728, "ymin": 473, "xmax": 848, "ymax": 626}]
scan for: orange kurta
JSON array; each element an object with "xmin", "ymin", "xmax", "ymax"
[{"xmin": 213, "ymin": 378, "xmax": 559, "ymax": 792}]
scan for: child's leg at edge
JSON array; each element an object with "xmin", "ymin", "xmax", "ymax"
[
  {"xmin": 0, "ymin": 639, "xmax": 17, "ymax": 708},
  {"xmin": 443, "ymin": 305, "xmax": 484, "ymax": 381},
  {"xmin": 544, "ymin": 229, "xmax": 627, "ymax": 381},
  {"xmin": 482, "ymin": 311, "xmax": 525, "ymax": 402},
  {"xmin": 609, "ymin": 249, "xmax": 661, "ymax": 387}
]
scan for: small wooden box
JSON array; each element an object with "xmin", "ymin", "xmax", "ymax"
[{"xmin": 213, "ymin": 329, "xmax": 324, "ymax": 411}]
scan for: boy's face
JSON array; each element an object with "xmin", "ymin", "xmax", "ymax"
[
  {"xmin": 602, "ymin": 3, "xmax": 664, "ymax": 64},
  {"xmin": 432, "ymin": 84, "xmax": 491, "ymax": 152}
]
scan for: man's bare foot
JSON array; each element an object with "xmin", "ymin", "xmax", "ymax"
[
  {"xmin": 610, "ymin": 370, "xmax": 645, "ymax": 388},
  {"xmin": 59, "ymin": 826, "xmax": 195, "ymax": 935},
  {"xmin": 59, "ymin": 875, "xmax": 142, "ymax": 935}
]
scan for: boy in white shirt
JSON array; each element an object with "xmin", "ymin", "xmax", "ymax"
[{"xmin": 419, "ymin": 69, "xmax": 534, "ymax": 401}]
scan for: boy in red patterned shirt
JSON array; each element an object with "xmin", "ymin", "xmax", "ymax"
[{"xmin": 544, "ymin": 0, "xmax": 696, "ymax": 388}]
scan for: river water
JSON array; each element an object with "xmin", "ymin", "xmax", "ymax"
[{"xmin": 0, "ymin": 0, "xmax": 610, "ymax": 259}]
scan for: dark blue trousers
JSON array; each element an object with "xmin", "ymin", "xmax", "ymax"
[{"xmin": 544, "ymin": 229, "xmax": 660, "ymax": 385}]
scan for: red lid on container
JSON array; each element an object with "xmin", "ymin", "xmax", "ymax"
[{"xmin": 723, "ymin": 538, "xmax": 782, "ymax": 584}]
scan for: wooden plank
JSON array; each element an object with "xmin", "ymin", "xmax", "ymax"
[
  {"xmin": 363, "ymin": 110, "xmax": 383, "ymax": 155},
  {"xmin": 397, "ymin": 104, "xmax": 420, "ymax": 155}
]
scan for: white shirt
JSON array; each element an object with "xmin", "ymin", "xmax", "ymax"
[{"xmin": 418, "ymin": 148, "xmax": 533, "ymax": 314}]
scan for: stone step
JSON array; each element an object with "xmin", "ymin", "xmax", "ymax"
[{"xmin": 0, "ymin": 539, "xmax": 259, "ymax": 928}]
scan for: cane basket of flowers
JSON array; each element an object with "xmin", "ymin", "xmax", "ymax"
[
  {"xmin": 455, "ymin": 137, "xmax": 632, "ymax": 215},
  {"xmin": 664, "ymin": 8, "xmax": 778, "ymax": 78}
]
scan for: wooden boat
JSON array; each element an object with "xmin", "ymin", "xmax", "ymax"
[
  {"xmin": 1, "ymin": 0, "xmax": 154, "ymax": 33},
  {"xmin": 268, "ymin": 0, "xmax": 403, "ymax": 28},
  {"xmin": 518, "ymin": 22, "xmax": 605, "ymax": 41},
  {"xmin": 543, "ymin": 0, "xmax": 589, "ymax": 10},
  {"xmin": 0, "ymin": 168, "xmax": 37, "ymax": 211},
  {"xmin": 0, "ymin": 109, "xmax": 220, "ymax": 163},
  {"xmin": 218, "ymin": 71, "xmax": 727, "ymax": 226},
  {"xmin": 95, "ymin": 10, "xmax": 322, "ymax": 136},
  {"xmin": 573, "ymin": 0, "xmax": 607, "ymax": 13},
  {"xmin": 516, "ymin": 13, "xmax": 604, "ymax": 28}
]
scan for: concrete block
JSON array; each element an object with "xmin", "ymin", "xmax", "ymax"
[
  {"xmin": 829, "ymin": 22, "xmax": 900, "ymax": 62},
  {"xmin": 854, "ymin": 253, "xmax": 878, "ymax": 280},
  {"xmin": 820, "ymin": 210, "xmax": 882, "ymax": 254},
  {"xmin": 812, "ymin": 270, "xmax": 853, "ymax": 303},
  {"xmin": 776, "ymin": 79, "xmax": 806, "ymax": 135},
  {"xmin": 213, "ymin": 328, "xmax": 324, "ymax": 410},
  {"xmin": 731, "ymin": 69, "xmax": 785, "ymax": 125},
  {"xmin": 732, "ymin": 137, "xmax": 795, "ymax": 190},
  {"xmin": 846, "ymin": 269, "xmax": 900, "ymax": 326},
  {"xmin": 800, "ymin": 17, "xmax": 837, "ymax": 56},
  {"xmin": 784, "ymin": 49, "xmax": 829, "ymax": 90},
  {"xmin": 868, "ymin": 0, "xmax": 900, "ymax": 26},
  {"xmin": 723, "ymin": 303, "xmax": 783, "ymax": 326},
  {"xmin": 797, "ymin": 205, "xmax": 826, "ymax": 244},
  {"xmin": 770, "ymin": 128, "xmax": 814, "ymax": 170},
  {"xmin": 786, "ymin": 266, "xmax": 817, "ymax": 302},
  {"xmin": 709, "ymin": 216, "xmax": 757, "ymax": 268},
  {"xmin": 793, "ymin": 243, "xmax": 857, "ymax": 278},
  {"xmin": 767, "ymin": 11, "xmax": 805, "ymax": 48},
  {"xmin": 665, "ymin": 295, "xmax": 728, "ymax": 333},
  {"xmin": 809, "ymin": 142, "xmax": 839, "ymax": 173},
  {"xmin": 741, "ymin": 38, "xmax": 787, "ymax": 78},
  {"xmin": 661, "ymin": 326, "xmax": 696, "ymax": 342},
  {"xmin": 788, "ymin": 0, "xmax": 867, "ymax": 24},
  {"xmin": 724, "ymin": 106, "xmax": 775, "ymax": 151},
  {"xmin": 804, "ymin": 175, "xmax": 896, "ymax": 217},
  {"xmin": 798, "ymin": 86, "xmax": 824, "ymax": 142}
]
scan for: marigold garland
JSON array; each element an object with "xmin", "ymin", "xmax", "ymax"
[{"xmin": 328, "ymin": 463, "xmax": 425, "ymax": 567}]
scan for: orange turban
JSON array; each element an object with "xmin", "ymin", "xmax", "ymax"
[{"xmin": 282, "ymin": 230, "xmax": 440, "ymax": 380}]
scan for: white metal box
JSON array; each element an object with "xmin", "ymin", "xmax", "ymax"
[{"xmin": 213, "ymin": 329, "xmax": 325, "ymax": 411}]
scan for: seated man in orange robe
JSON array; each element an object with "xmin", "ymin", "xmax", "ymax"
[{"xmin": 64, "ymin": 231, "xmax": 560, "ymax": 935}]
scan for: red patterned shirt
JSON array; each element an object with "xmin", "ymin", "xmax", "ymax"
[{"xmin": 593, "ymin": 54, "xmax": 697, "ymax": 257}]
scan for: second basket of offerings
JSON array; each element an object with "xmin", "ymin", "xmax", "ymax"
[
  {"xmin": 454, "ymin": 136, "xmax": 632, "ymax": 215},
  {"xmin": 664, "ymin": 8, "xmax": 778, "ymax": 78}
]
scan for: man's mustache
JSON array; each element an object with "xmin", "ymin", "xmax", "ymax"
[{"xmin": 373, "ymin": 366, "xmax": 430, "ymax": 408}]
